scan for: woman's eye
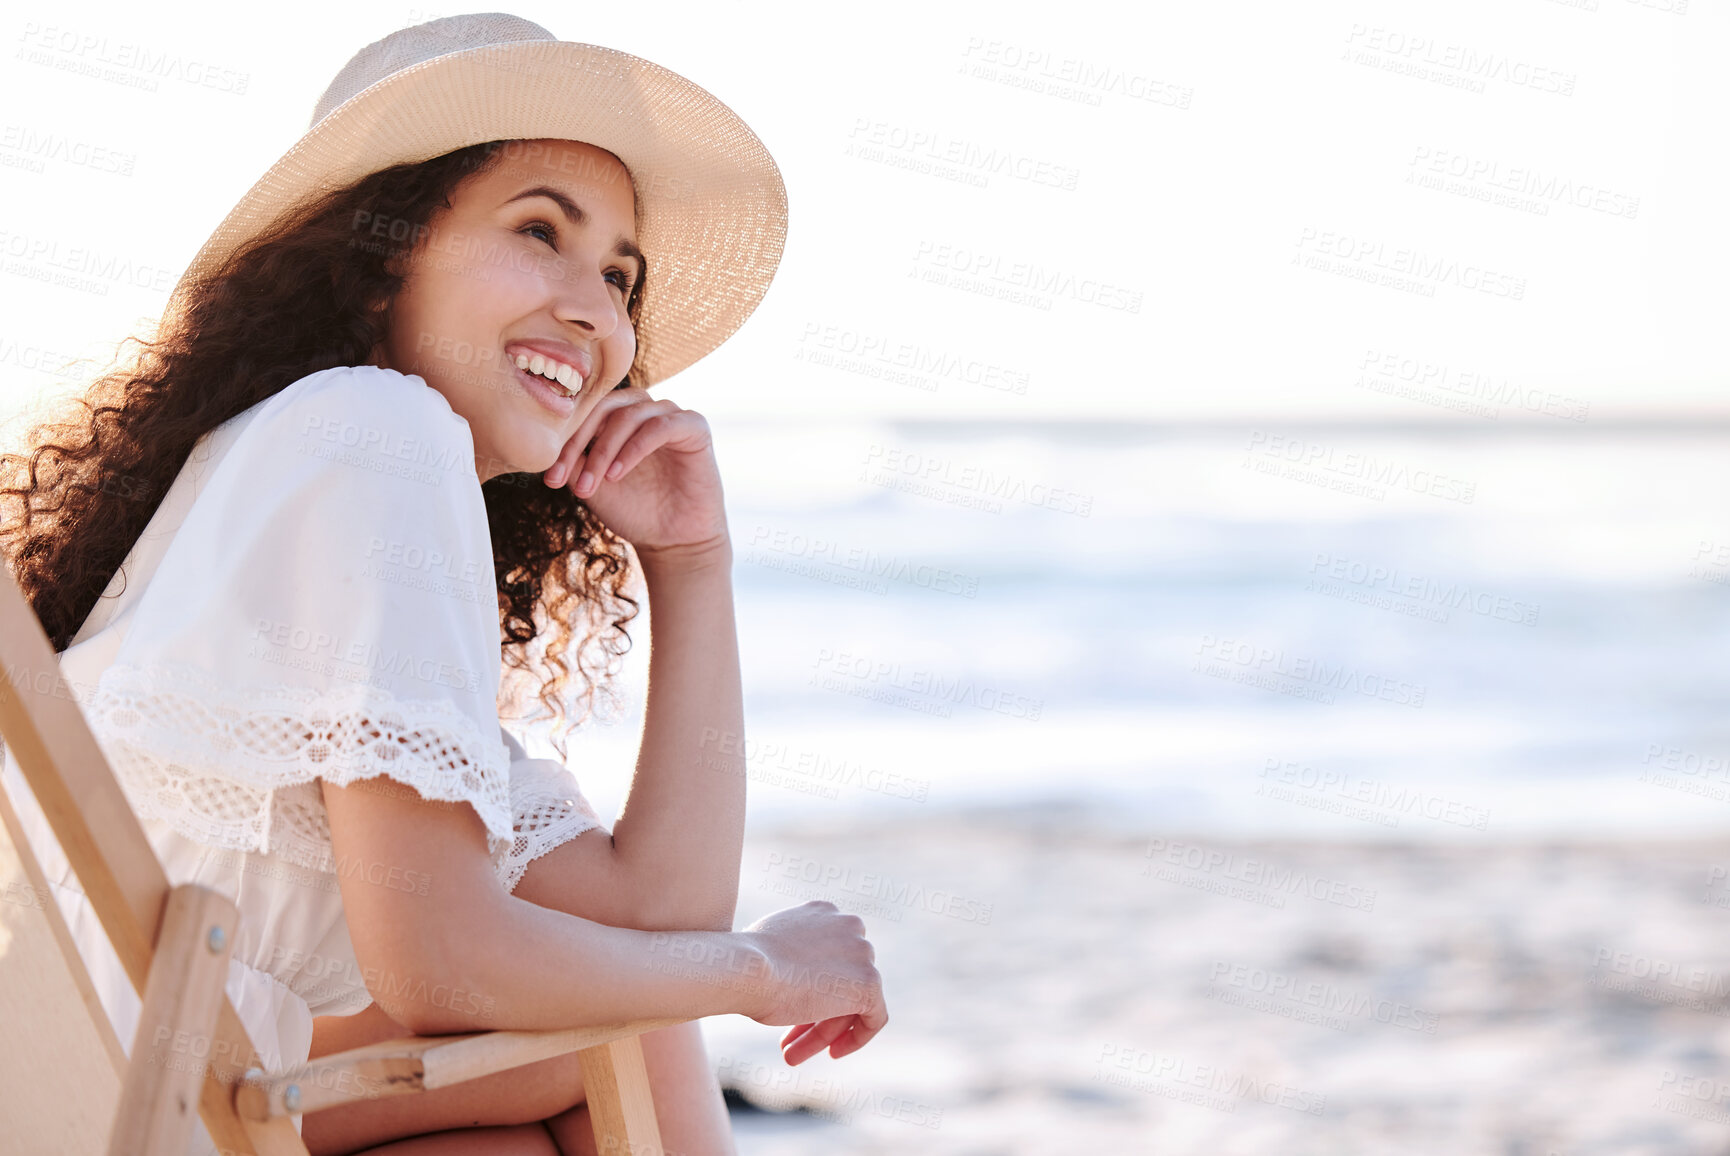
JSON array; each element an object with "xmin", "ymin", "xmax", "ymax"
[{"xmin": 520, "ymin": 223, "xmax": 632, "ymax": 294}]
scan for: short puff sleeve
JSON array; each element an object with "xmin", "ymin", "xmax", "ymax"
[{"xmin": 83, "ymin": 365, "xmax": 515, "ymax": 872}]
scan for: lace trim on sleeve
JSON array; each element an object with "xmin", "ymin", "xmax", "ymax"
[
  {"xmin": 496, "ymin": 793, "xmax": 607, "ymax": 895},
  {"xmin": 85, "ymin": 661, "xmax": 514, "ymax": 868},
  {"xmin": 494, "ymin": 756, "xmax": 609, "ymax": 894}
]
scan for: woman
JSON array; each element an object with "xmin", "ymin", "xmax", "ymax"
[{"xmin": 0, "ymin": 14, "xmax": 885, "ymax": 1156}]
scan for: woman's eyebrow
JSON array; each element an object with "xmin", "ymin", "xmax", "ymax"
[{"xmin": 502, "ymin": 185, "xmax": 644, "ymax": 274}]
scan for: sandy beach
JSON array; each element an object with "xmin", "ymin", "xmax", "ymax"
[{"xmin": 701, "ymin": 805, "xmax": 1730, "ymax": 1155}]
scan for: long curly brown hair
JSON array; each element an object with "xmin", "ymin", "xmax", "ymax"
[{"xmin": 0, "ymin": 139, "xmax": 646, "ymax": 759}]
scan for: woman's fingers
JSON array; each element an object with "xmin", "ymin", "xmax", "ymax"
[
  {"xmin": 598, "ymin": 409, "xmax": 707, "ymax": 484},
  {"xmin": 570, "ymin": 402, "xmax": 688, "ymax": 496},
  {"xmin": 824, "ymin": 1022, "xmax": 872, "ymax": 1060},
  {"xmin": 819, "ymin": 982, "xmax": 888, "ymax": 1060},
  {"xmin": 779, "ymin": 1023, "xmax": 816, "ymax": 1058},
  {"xmin": 827, "ymin": 997, "xmax": 888, "ymax": 1059},
  {"xmin": 542, "ymin": 386, "xmax": 647, "ymax": 488},
  {"xmin": 543, "ymin": 439, "xmax": 583, "ymax": 489},
  {"xmin": 566, "ymin": 386, "xmax": 653, "ymax": 461},
  {"xmin": 780, "ymin": 1016, "xmax": 856, "ymax": 1066},
  {"xmin": 778, "ymin": 1001, "xmax": 886, "ymax": 1064},
  {"xmin": 773, "ymin": 959, "xmax": 886, "ymax": 1064}
]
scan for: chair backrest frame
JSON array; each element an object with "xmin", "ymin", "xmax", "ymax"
[
  {"xmin": 0, "ymin": 775, "xmax": 126, "ymax": 1153},
  {"xmin": 0, "ymin": 560, "xmax": 298, "ymax": 1154}
]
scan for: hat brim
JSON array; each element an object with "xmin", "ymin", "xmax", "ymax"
[{"xmin": 167, "ymin": 40, "xmax": 788, "ymax": 388}]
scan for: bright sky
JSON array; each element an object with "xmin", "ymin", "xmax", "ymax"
[{"xmin": 1, "ymin": 0, "xmax": 1725, "ymax": 431}]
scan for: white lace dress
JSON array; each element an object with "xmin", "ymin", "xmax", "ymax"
[{"xmin": 0, "ymin": 365, "xmax": 609, "ymax": 1153}]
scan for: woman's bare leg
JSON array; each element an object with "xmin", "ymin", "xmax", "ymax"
[
  {"xmin": 301, "ymin": 1001, "xmax": 594, "ymax": 1156},
  {"xmin": 542, "ymin": 1021, "xmax": 736, "ymax": 1156},
  {"xmin": 303, "ymin": 829, "xmax": 736, "ymax": 1156},
  {"xmin": 513, "ymin": 832, "xmax": 738, "ymax": 1156},
  {"xmin": 349, "ymin": 1121, "xmax": 561, "ymax": 1154}
]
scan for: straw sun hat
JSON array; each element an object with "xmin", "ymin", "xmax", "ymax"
[{"xmin": 166, "ymin": 12, "xmax": 789, "ymax": 388}]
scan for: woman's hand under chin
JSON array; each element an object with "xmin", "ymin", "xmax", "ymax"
[{"xmin": 541, "ymin": 385, "xmax": 728, "ymax": 556}]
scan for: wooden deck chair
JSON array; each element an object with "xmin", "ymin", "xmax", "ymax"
[{"xmin": 0, "ymin": 560, "xmax": 691, "ymax": 1156}]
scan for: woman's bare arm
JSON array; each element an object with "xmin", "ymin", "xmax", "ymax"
[
  {"xmin": 321, "ymin": 775, "xmax": 754, "ymax": 1035},
  {"xmin": 540, "ymin": 387, "xmax": 751, "ymax": 935},
  {"xmin": 321, "ymin": 772, "xmax": 880, "ymax": 1041},
  {"xmin": 604, "ymin": 536, "xmax": 746, "ymax": 932},
  {"xmin": 352, "ymin": 387, "xmax": 888, "ymax": 1056}
]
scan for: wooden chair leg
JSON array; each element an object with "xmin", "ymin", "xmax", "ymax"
[
  {"xmin": 578, "ymin": 1034, "xmax": 664, "ymax": 1156},
  {"xmin": 108, "ymin": 883, "xmax": 238, "ymax": 1156}
]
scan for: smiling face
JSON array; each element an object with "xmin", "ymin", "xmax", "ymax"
[{"xmin": 374, "ymin": 139, "xmax": 645, "ymax": 482}]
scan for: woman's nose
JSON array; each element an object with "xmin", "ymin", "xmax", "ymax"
[{"xmin": 547, "ymin": 263, "xmax": 623, "ymax": 338}]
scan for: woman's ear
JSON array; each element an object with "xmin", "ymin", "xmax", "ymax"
[
  {"xmin": 364, "ymin": 250, "xmax": 405, "ymax": 316},
  {"xmin": 362, "ymin": 284, "xmax": 395, "ymax": 368}
]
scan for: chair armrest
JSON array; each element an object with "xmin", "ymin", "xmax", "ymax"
[{"xmin": 234, "ymin": 1015, "xmax": 693, "ymax": 1120}]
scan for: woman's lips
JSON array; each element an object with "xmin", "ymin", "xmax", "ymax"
[
  {"xmin": 504, "ymin": 341, "xmax": 591, "ymax": 396},
  {"xmin": 513, "ymin": 360, "xmax": 577, "ymax": 415}
]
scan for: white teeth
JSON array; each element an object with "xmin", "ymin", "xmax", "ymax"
[{"xmin": 510, "ymin": 349, "xmax": 583, "ymax": 396}]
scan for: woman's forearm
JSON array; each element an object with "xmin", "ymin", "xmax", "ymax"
[
  {"xmin": 392, "ymin": 892, "xmax": 769, "ymax": 1036},
  {"xmin": 607, "ymin": 535, "xmax": 747, "ymax": 931}
]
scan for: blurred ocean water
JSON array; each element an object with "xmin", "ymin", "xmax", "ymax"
[{"xmin": 560, "ymin": 418, "xmax": 1730, "ymax": 843}]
